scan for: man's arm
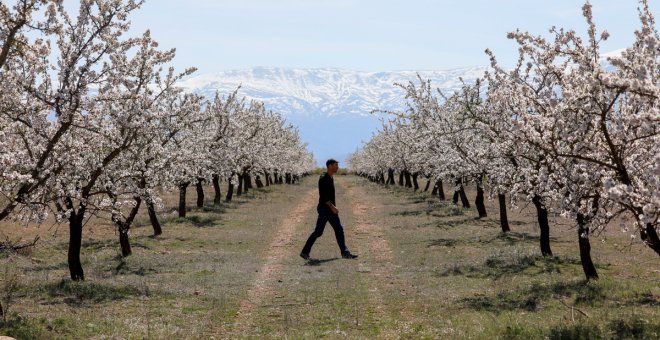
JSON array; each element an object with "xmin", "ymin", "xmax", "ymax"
[{"xmin": 326, "ymin": 201, "xmax": 338, "ymax": 214}]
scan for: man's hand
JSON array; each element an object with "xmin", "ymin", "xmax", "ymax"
[{"xmin": 327, "ymin": 202, "xmax": 339, "ymax": 214}]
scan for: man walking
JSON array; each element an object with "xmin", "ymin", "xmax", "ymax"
[{"xmin": 300, "ymin": 159, "xmax": 358, "ymax": 261}]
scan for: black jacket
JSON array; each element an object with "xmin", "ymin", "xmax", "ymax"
[{"xmin": 317, "ymin": 172, "xmax": 335, "ymax": 211}]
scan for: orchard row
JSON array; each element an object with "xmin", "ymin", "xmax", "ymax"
[
  {"xmin": 0, "ymin": 1, "xmax": 315, "ymax": 280},
  {"xmin": 348, "ymin": 1, "xmax": 659, "ymax": 280}
]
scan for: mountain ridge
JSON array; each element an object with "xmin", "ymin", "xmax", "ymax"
[{"xmin": 177, "ymin": 66, "xmax": 488, "ymax": 117}]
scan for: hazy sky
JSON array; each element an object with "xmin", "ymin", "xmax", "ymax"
[{"xmin": 127, "ymin": 0, "xmax": 655, "ymax": 73}]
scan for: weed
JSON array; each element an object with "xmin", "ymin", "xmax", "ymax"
[
  {"xmin": 609, "ymin": 317, "xmax": 660, "ymax": 339},
  {"xmin": 548, "ymin": 323, "xmax": 603, "ymax": 339},
  {"xmin": 0, "ymin": 255, "xmax": 20, "ymax": 323}
]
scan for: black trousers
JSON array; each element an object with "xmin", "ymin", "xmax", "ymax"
[{"xmin": 301, "ymin": 207, "xmax": 348, "ymax": 255}]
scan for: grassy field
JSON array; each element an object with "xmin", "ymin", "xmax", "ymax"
[{"xmin": 0, "ymin": 175, "xmax": 658, "ymax": 339}]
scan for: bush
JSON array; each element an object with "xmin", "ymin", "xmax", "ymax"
[{"xmin": 548, "ymin": 323, "xmax": 603, "ymax": 339}]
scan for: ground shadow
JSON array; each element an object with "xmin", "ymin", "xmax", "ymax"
[
  {"xmin": 435, "ymin": 254, "xmax": 583, "ymax": 280},
  {"xmin": 164, "ymin": 215, "xmax": 217, "ymax": 227},
  {"xmin": 303, "ymin": 257, "xmax": 339, "ymax": 266},
  {"xmin": 43, "ymin": 279, "xmax": 144, "ymax": 306},
  {"xmin": 113, "ymin": 257, "xmax": 158, "ymax": 276},
  {"xmin": 461, "ymin": 280, "xmax": 605, "ymax": 313},
  {"xmin": 390, "ymin": 210, "xmax": 423, "ymax": 216}
]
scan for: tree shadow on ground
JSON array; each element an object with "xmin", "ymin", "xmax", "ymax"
[
  {"xmin": 80, "ymin": 239, "xmax": 151, "ymax": 251},
  {"xmin": 390, "ymin": 210, "xmax": 423, "ymax": 216},
  {"xmin": 426, "ymin": 232, "xmax": 566, "ymax": 249},
  {"xmin": 427, "ymin": 238, "xmax": 461, "ymax": 247},
  {"xmin": 435, "ymin": 254, "xmax": 582, "ymax": 280},
  {"xmin": 22, "ymin": 262, "xmax": 68, "ymax": 273},
  {"xmin": 200, "ymin": 205, "xmax": 227, "ymax": 213},
  {"xmin": 113, "ymin": 257, "xmax": 158, "ymax": 276},
  {"xmin": 461, "ymin": 280, "xmax": 605, "ymax": 313},
  {"xmin": 42, "ymin": 279, "xmax": 144, "ymax": 307},
  {"xmin": 165, "ymin": 215, "xmax": 217, "ymax": 227}
]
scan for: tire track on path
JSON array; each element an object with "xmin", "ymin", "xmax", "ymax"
[
  {"xmin": 341, "ymin": 179, "xmax": 415, "ymax": 336},
  {"xmin": 231, "ymin": 185, "xmax": 318, "ymax": 334}
]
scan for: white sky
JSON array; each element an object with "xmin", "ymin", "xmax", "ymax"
[{"xmin": 125, "ymin": 0, "xmax": 656, "ymax": 73}]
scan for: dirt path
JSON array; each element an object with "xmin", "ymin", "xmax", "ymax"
[
  {"xmin": 341, "ymin": 179, "xmax": 415, "ymax": 335},
  {"xmin": 231, "ymin": 186, "xmax": 318, "ymax": 334}
]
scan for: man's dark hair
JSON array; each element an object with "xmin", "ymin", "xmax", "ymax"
[{"xmin": 326, "ymin": 158, "xmax": 338, "ymax": 167}]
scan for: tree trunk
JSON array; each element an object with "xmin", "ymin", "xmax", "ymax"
[
  {"xmin": 641, "ymin": 223, "xmax": 660, "ymax": 256},
  {"xmin": 424, "ymin": 177, "xmax": 431, "ymax": 192},
  {"xmin": 459, "ymin": 185, "xmax": 470, "ymax": 208},
  {"xmin": 577, "ymin": 213, "xmax": 599, "ymax": 280},
  {"xmin": 412, "ymin": 173, "xmax": 419, "ymax": 191},
  {"xmin": 212, "ymin": 174, "xmax": 222, "ymax": 206},
  {"xmin": 255, "ymin": 175, "xmax": 264, "ymax": 188},
  {"xmin": 264, "ymin": 171, "xmax": 271, "ymax": 186},
  {"xmin": 437, "ymin": 179, "xmax": 445, "ymax": 200},
  {"xmin": 498, "ymin": 193, "xmax": 510, "ymax": 232},
  {"xmin": 431, "ymin": 181, "xmax": 438, "ymax": 195},
  {"xmin": 245, "ymin": 173, "xmax": 253, "ymax": 190},
  {"xmin": 68, "ymin": 208, "xmax": 85, "ymax": 281},
  {"xmin": 111, "ymin": 194, "xmax": 142, "ymax": 257},
  {"xmin": 236, "ymin": 174, "xmax": 244, "ymax": 196},
  {"xmin": 532, "ymin": 195, "xmax": 553, "ymax": 257},
  {"xmin": 475, "ymin": 180, "xmax": 487, "ymax": 218},
  {"xmin": 398, "ymin": 172, "xmax": 404, "ymax": 186},
  {"xmin": 178, "ymin": 181, "xmax": 190, "ymax": 218},
  {"xmin": 387, "ymin": 169, "xmax": 395, "ymax": 185},
  {"xmin": 147, "ymin": 199, "xmax": 162, "ymax": 236},
  {"xmin": 226, "ymin": 178, "xmax": 234, "ymax": 202},
  {"xmin": 119, "ymin": 229, "xmax": 132, "ymax": 257},
  {"xmin": 195, "ymin": 177, "xmax": 204, "ymax": 208},
  {"xmin": 404, "ymin": 171, "xmax": 412, "ymax": 188}
]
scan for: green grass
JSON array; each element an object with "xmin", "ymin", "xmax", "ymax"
[{"xmin": 0, "ymin": 176, "xmax": 658, "ymax": 338}]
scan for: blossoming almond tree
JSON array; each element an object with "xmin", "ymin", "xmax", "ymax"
[
  {"xmin": 52, "ymin": 24, "xmax": 195, "ymax": 279},
  {"xmin": 484, "ymin": 0, "xmax": 659, "ymax": 278}
]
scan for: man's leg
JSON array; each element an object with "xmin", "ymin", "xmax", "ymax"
[
  {"xmin": 301, "ymin": 211, "xmax": 329, "ymax": 256},
  {"xmin": 326, "ymin": 213, "xmax": 348, "ymax": 254}
]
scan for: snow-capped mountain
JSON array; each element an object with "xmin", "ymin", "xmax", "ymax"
[
  {"xmin": 177, "ymin": 66, "xmax": 487, "ymax": 165},
  {"xmin": 177, "ymin": 66, "xmax": 487, "ymax": 117}
]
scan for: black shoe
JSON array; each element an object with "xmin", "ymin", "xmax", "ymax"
[
  {"xmin": 342, "ymin": 251, "xmax": 358, "ymax": 259},
  {"xmin": 300, "ymin": 253, "xmax": 311, "ymax": 261}
]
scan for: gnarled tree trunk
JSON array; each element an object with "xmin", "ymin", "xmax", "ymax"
[
  {"xmin": 498, "ymin": 193, "xmax": 510, "ymax": 232},
  {"xmin": 387, "ymin": 168, "xmax": 395, "ymax": 185},
  {"xmin": 212, "ymin": 174, "xmax": 222, "ymax": 206},
  {"xmin": 532, "ymin": 195, "xmax": 553, "ymax": 256},
  {"xmin": 236, "ymin": 174, "xmax": 244, "ymax": 196},
  {"xmin": 147, "ymin": 199, "xmax": 162, "ymax": 236},
  {"xmin": 66, "ymin": 198, "xmax": 86, "ymax": 281},
  {"xmin": 475, "ymin": 178, "xmax": 487, "ymax": 218},
  {"xmin": 404, "ymin": 171, "xmax": 412, "ymax": 188},
  {"xmin": 577, "ymin": 213, "xmax": 598, "ymax": 280},
  {"xmin": 437, "ymin": 179, "xmax": 445, "ymax": 200},
  {"xmin": 195, "ymin": 177, "xmax": 204, "ymax": 208},
  {"xmin": 178, "ymin": 181, "xmax": 190, "ymax": 217},
  {"xmin": 412, "ymin": 173, "xmax": 419, "ymax": 191},
  {"xmin": 226, "ymin": 175, "xmax": 234, "ymax": 202},
  {"xmin": 641, "ymin": 223, "xmax": 660, "ymax": 256},
  {"xmin": 424, "ymin": 177, "xmax": 431, "ymax": 192}
]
